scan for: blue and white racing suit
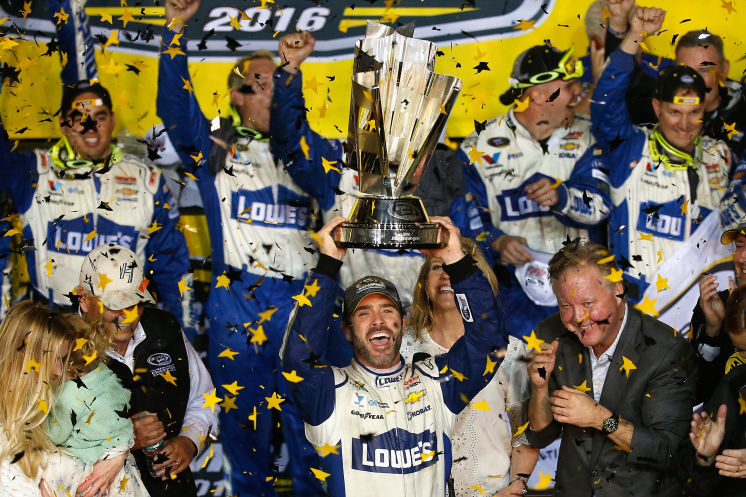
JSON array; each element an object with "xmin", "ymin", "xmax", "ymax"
[
  {"xmin": 452, "ymin": 110, "xmax": 611, "ymax": 337},
  {"xmin": 157, "ymin": 27, "xmax": 342, "ymax": 497},
  {"xmin": 281, "ymin": 254, "xmax": 507, "ymax": 497},
  {"xmin": 592, "ymin": 48, "xmax": 742, "ymax": 301}
]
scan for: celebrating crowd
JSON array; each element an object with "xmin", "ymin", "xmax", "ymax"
[{"xmin": 1, "ymin": 0, "xmax": 746, "ymax": 496}]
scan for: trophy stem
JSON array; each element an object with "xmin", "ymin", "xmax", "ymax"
[{"xmin": 333, "ymin": 196, "xmax": 447, "ymax": 249}]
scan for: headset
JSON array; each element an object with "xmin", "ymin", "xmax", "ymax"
[
  {"xmin": 229, "ymin": 105, "xmax": 268, "ymax": 142},
  {"xmin": 50, "ymin": 136, "xmax": 123, "ymax": 170},
  {"xmin": 648, "ymin": 126, "xmax": 702, "ymax": 171}
]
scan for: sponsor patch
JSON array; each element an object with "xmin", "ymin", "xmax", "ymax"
[
  {"xmin": 455, "ymin": 293, "xmax": 473, "ymax": 323},
  {"xmin": 487, "ymin": 136, "xmax": 510, "ymax": 148},
  {"xmin": 351, "ymin": 428, "xmax": 438, "ymax": 474}
]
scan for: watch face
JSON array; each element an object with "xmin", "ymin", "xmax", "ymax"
[{"xmin": 603, "ymin": 416, "xmax": 619, "ymax": 433}]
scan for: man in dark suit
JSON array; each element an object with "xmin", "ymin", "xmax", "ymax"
[{"xmin": 527, "ymin": 239, "xmax": 697, "ymax": 496}]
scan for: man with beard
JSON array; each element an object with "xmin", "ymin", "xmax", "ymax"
[
  {"xmin": 452, "ymin": 43, "xmax": 611, "ymax": 338},
  {"xmin": 527, "ymin": 239, "xmax": 696, "ymax": 497},
  {"xmin": 281, "ymin": 216, "xmax": 507, "ymax": 497}
]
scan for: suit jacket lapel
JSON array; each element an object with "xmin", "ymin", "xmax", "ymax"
[{"xmin": 590, "ymin": 307, "xmax": 642, "ymax": 466}]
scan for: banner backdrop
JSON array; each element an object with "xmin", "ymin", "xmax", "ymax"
[{"xmin": 1, "ymin": 0, "xmax": 745, "ymax": 140}]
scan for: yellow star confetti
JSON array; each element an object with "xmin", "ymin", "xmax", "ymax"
[
  {"xmin": 119, "ymin": 477, "xmax": 129, "ymax": 492},
  {"xmin": 54, "ymin": 7, "xmax": 69, "ymax": 25},
  {"xmin": 514, "ymin": 18, "xmax": 536, "ymax": 30},
  {"xmin": 619, "ymin": 356, "xmax": 637, "ymax": 377},
  {"xmin": 638, "ymin": 231, "xmax": 653, "ymax": 241},
  {"xmin": 739, "ymin": 394, "xmax": 746, "ymax": 415},
  {"xmin": 450, "ymin": 368, "xmax": 467, "ymax": 382},
  {"xmin": 655, "ymin": 274, "xmax": 670, "ymax": 293},
  {"xmin": 573, "ymin": 380, "xmax": 591, "ymax": 392},
  {"xmin": 605, "ymin": 267, "xmax": 624, "ymax": 283},
  {"xmin": 83, "ymin": 351, "xmax": 97, "ymax": 366},
  {"xmin": 118, "ymin": 9, "xmax": 135, "ymax": 28},
  {"xmin": 282, "ymin": 370, "xmax": 304, "ymax": 383},
  {"xmin": 249, "ymin": 325, "xmax": 268, "ymax": 345},
  {"xmin": 321, "ymin": 157, "xmax": 340, "ymax": 174},
  {"xmin": 724, "ymin": 121, "xmax": 740, "ymax": 140},
  {"xmin": 300, "ymin": 136, "xmax": 310, "ymax": 160},
  {"xmin": 163, "ymin": 46, "xmax": 185, "ymax": 59},
  {"xmin": 222, "ymin": 381, "xmax": 245, "ymax": 395},
  {"xmin": 146, "ymin": 221, "xmax": 161, "ymax": 234},
  {"xmin": 190, "ymin": 151, "xmax": 203, "ymax": 164},
  {"xmin": 44, "ymin": 258, "xmax": 53, "ymax": 277},
  {"xmin": 218, "ymin": 347, "xmax": 239, "ymax": 360},
  {"xmin": 73, "ymin": 338, "xmax": 88, "ymax": 351},
  {"xmin": 3, "ymin": 227, "xmax": 20, "ymax": 237},
  {"xmin": 293, "ymin": 293, "xmax": 312, "ymax": 307},
  {"xmin": 514, "ymin": 96, "xmax": 530, "ymax": 113},
  {"xmin": 721, "ymin": 0, "xmax": 737, "ymax": 14},
  {"xmin": 315, "ymin": 443, "xmax": 340, "ymax": 457},
  {"xmin": 26, "ymin": 359, "xmax": 41, "ymax": 372},
  {"xmin": 215, "ymin": 273, "xmax": 231, "ymax": 290},
  {"xmin": 121, "ymin": 305, "xmax": 139, "ymax": 324},
  {"xmin": 220, "ymin": 395, "xmax": 238, "ymax": 413},
  {"xmin": 304, "ymin": 279, "xmax": 322, "ymax": 297},
  {"xmin": 103, "ymin": 30, "xmax": 119, "ymax": 49},
  {"xmin": 483, "ymin": 355, "xmax": 497, "ymax": 376},
  {"xmin": 598, "ymin": 254, "xmax": 615, "ymax": 265},
  {"xmin": 38, "ymin": 398, "xmax": 48, "ymax": 415},
  {"xmin": 470, "ymin": 400, "xmax": 491, "ymax": 411},
  {"xmin": 523, "ymin": 330, "xmax": 545, "ymax": 353},
  {"xmin": 635, "ymin": 296, "xmax": 658, "ymax": 316},
  {"xmin": 310, "ymin": 467, "xmax": 330, "ymax": 481},
  {"xmin": 265, "ymin": 392, "xmax": 285, "ymax": 410},
  {"xmin": 534, "ymin": 472, "xmax": 553, "ymax": 489},
  {"xmin": 656, "ymin": 251, "xmax": 663, "ymax": 264},
  {"xmin": 513, "ymin": 421, "xmax": 529, "ymax": 437},
  {"xmin": 181, "ymin": 77, "xmax": 194, "ymax": 96},
  {"xmin": 100, "ymin": 12, "xmax": 113, "ymax": 24},
  {"xmin": 202, "ymin": 389, "xmax": 222, "ymax": 411},
  {"xmin": 161, "ymin": 369, "xmax": 177, "ymax": 386},
  {"xmin": 178, "ymin": 278, "xmax": 190, "ymax": 297},
  {"xmin": 467, "ymin": 144, "xmax": 484, "ymax": 165},
  {"xmin": 680, "ymin": 199, "xmax": 689, "ymax": 215}
]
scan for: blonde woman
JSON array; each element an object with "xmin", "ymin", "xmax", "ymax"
[
  {"xmin": 0, "ymin": 301, "xmax": 76, "ymax": 496},
  {"xmin": 400, "ymin": 239, "xmax": 539, "ymax": 497}
]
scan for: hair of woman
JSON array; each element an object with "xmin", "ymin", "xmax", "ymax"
[
  {"xmin": 409, "ymin": 237, "xmax": 499, "ymax": 340},
  {"xmin": 0, "ymin": 301, "xmax": 79, "ymax": 479}
]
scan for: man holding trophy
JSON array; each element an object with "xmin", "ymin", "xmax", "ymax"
[{"xmin": 282, "ymin": 24, "xmax": 507, "ymax": 497}]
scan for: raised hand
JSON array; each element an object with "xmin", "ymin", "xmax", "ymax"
[
  {"xmin": 690, "ymin": 404, "xmax": 727, "ymax": 464},
  {"xmin": 165, "ymin": 0, "xmax": 200, "ymax": 33},
  {"xmin": 698, "ymin": 275, "xmax": 725, "ymax": 336},
  {"xmin": 419, "ymin": 216, "xmax": 463, "ymax": 264},
  {"xmin": 279, "ymin": 31, "xmax": 316, "ymax": 74},
  {"xmin": 629, "ymin": 6, "xmax": 666, "ymax": 37},
  {"xmin": 528, "ymin": 340, "xmax": 559, "ymax": 389},
  {"xmin": 315, "ymin": 216, "xmax": 347, "ymax": 260}
]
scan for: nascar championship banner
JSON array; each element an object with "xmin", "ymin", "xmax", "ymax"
[{"xmin": 1, "ymin": 0, "xmax": 746, "ymax": 140}]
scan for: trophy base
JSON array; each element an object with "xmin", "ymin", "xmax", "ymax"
[{"xmin": 333, "ymin": 196, "xmax": 447, "ymax": 249}]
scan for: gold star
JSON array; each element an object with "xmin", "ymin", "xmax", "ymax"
[
  {"xmin": 170, "ymin": 33, "xmax": 183, "ymax": 47},
  {"xmin": 118, "ymin": 9, "xmax": 135, "ymax": 28},
  {"xmin": 321, "ymin": 157, "xmax": 340, "ymax": 174},
  {"xmin": 657, "ymin": 250, "xmax": 663, "ymax": 264},
  {"xmin": 722, "ymin": 0, "xmax": 737, "ymax": 14},
  {"xmin": 218, "ymin": 347, "xmax": 239, "ymax": 360},
  {"xmin": 26, "ymin": 359, "xmax": 41, "ymax": 372},
  {"xmin": 535, "ymin": 472, "xmax": 553, "ymax": 489},
  {"xmin": 635, "ymin": 296, "xmax": 658, "ymax": 316},
  {"xmin": 146, "ymin": 220, "xmax": 161, "ymax": 234},
  {"xmin": 101, "ymin": 57, "xmax": 123, "ymax": 75},
  {"xmin": 163, "ymin": 46, "xmax": 185, "ymax": 59},
  {"xmin": 450, "ymin": 368, "xmax": 467, "ymax": 382},
  {"xmin": 300, "ymin": 136, "xmax": 310, "ymax": 160},
  {"xmin": 44, "ymin": 258, "xmax": 53, "ymax": 277},
  {"xmin": 467, "ymin": 144, "xmax": 485, "ymax": 165},
  {"xmin": 222, "ymin": 381, "xmax": 245, "ymax": 395},
  {"xmin": 483, "ymin": 355, "xmax": 497, "ymax": 376},
  {"xmin": 513, "ymin": 96, "xmax": 530, "ymax": 113},
  {"xmin": 304, "ymin": 279, "xmax": 322, "ymax": 298},
  {"xmin": 250, "ymin": 325, "xmax": 268, "ymax": 345},
  {"xmin": 282, "ymin": 370, "xmax": 304, "ymax": 383},
  {"xmin": 181, "ymin": 77, "xmax": 194, "ymax": 96},
  {"xmin": 83, "ymin": 351, "xmax": 97, "ymax": 366},
  {"xmin": 293, "ymin": 293, "xmax": 312, "ymax": 307},
  {"xmin": 523, "ymin": 330, "xmax": 545, "ymax": 353},
  {"xmin": 305, "ymin": 75, "xmax": 322, "ymax": 94},
  {"xmin": 215, "ymin": 273, "xmax": 231, "ymax": 290},
  {"xmin": 601, "ymin": 6, "xmax": 611, "ymax": 20},
  {"xmin": 247, "ymin": 405, "xmax": 258, "ymax": 430},
  {"xmin": 470, "ymin": 400, "xmax": 490, "ymax": 411},
  {"xmin": 97, "ymin": 272, "xmax": 112, "ymax": 292},
  {"xmin": 38, "ymin": 398, "xmax": 48, "ymax": 415},
  {"xmin": 20, "ymin": 0, "xmax": 31, "ymax": 18},
  {"xmin": 3, "ymin": 227, "xmax": 19, "ymax": 237},
  {"xmin": 655, "ymin": 274, "xmax": 670, "ymax": 293},
  {"xmin": 0, "ymin": 37, "xmax": 19, "ymax": 50},
  {"xmin": 258, "ymin": 307, "xmax": 278, "ymax": 323},
  {"xmin": 100, "ymin": 12, "xmax": 113, "ymax": 24},
  {"xmin": 121, "ymin": 305, "xmax": 139, "ymax": 324},
  {"xmin": 724, "ymin": 121, "xmax": 740, "ymax": 140},
  {"xmin": 514, "ymin": 18, "xmax": 536, "ymax": 31},
  {"xmin": 178, "ymin": 278, "xmax": 191, "ymax": 297},
  {"xmin": 202, "ymin": 389, "xmax": 223, "ymax": 411},
  {"xmin": 605, "ymin": 267, "xmax": 624, "ymax": 283},
  {"xmin": 103, "ymin": 30, "xmax": 119, "ymax": 49},
  {"xmin": 380, "ymin": 10, "xmax": 400, "ymax": 24},
  {"xmin": 265, "ymin": 392, "xmax": 285, "ymax": 410},
  {"xmin": 229, "ymin": 14, "xmax": 242, "ymax": 30},
  {"xmin": 161, "ymin": 370, "xmax": 177, "ymax": 386},
  {"xmin": 513, "ymin": 421, "xmax": 529, "ymax": 437},
  {"xmin": 73, "ymin": 338, "xmax": 88, "ymax": 351},
  {"xmin": 119, "ymin": 477, "xmax": 129, "ymax": 492},
  {"xmin": 619, "ymin": 356, "xmax": 637, "ymax": 377},
  {"xmin": 680, "ymin": 199, "xmax": 689, "ymax": 215},
  {"xmin": 190, "ymin": 151, "xmax": 203, "ymax": 164},
  {"xmin": 637, "ymin": 231, "xmax": 653, "ymax": 241},
  {"xmin": 220, "ymin": 395, "xmax": 238, "ymax": 413},
  {"xmin": 739, "ymin": 394, "xmax": 746, "ymax": 415},
  {"xmin": 573, "ymin": 380, "xmax": 591, "ymax": 392},
  {"xmin": 310, "ymin": 467, "xmax": 330, "ymax": 481},
  {"xmin": 421, "ymin": 449, "xmax": 436, "ymax": 462},
  {"xmin": 54, "ymin": 7, "xmax": 69, "ymax": 25},
  {"xmin": 315, "ymin": 443, "xmax": 340, "ymax": 457}
]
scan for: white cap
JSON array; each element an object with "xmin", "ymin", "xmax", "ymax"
[
  {"xmin": 79, "ymin": 243, "xmax": 155, "ymax": 310},
  {"xmin": 515, "ymin": 259, "xmax": 558, "ymax": 307}
]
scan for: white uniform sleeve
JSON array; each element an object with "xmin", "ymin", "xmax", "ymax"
[{"xmin": 179, "ymin": 332, "xmax": 219, "ymax": 454}]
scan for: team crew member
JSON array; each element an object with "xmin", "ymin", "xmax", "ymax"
[
  {"xmin": 0, "ymin": 80, "xmax": 190, "ymax": 322},
  {"xmin": 281, "ymin": 216, "xmax": 508, "ymax": 497},
  {"xmin": 592, "ymin": 7, "xmax": 743, "ymax": 301},
  {"xmin": 158, "ymin": 1, "xmax": 342, "ymax": 495},
  {"xmin": 78, "ymin": 243, "xmax": 218, "ymax": 497},
  {"xmin": 453, "ymin": 44, "xmax": 610, "ymax": 336}
]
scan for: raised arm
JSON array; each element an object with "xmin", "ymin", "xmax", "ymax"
[
  {"xmin": 47, "ymin": 0, "xmax": 97, "ymax": 84},
  {"xmin": 280, "ymin": 216, "xmax": 347, "ymax": 426},
  {"xmin": 0, "ymin": 83, "xmax": 40, "ymax": 210},
  {"xmin": 157, "ymin": 0, "xmax": 213, "ymax": 180},
  {"xmin": 270, "ymin": 32, "xmax": 342, "ymax": 210}
]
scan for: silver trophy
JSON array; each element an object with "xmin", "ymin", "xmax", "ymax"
[{"xmin": 333, "ymin": 22, "xmax": 463, "ymax": 248}]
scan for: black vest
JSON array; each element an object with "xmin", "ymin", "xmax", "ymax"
[{"xmin": 106, "ymin": 307, "xmax": 197, "ymax": 497}]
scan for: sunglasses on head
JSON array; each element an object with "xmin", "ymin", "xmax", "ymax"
[{"xmin": 512, "ymin": 48, "xmax": 584, "ymax": 89}]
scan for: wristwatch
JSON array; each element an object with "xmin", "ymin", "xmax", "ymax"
[{"xmin": 602, "ymin": 413, "xmax": 620, "ymax": 434}]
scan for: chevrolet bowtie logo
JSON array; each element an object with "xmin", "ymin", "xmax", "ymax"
[{"xmin": 338, "ymin": 7, "xmax": 477, "ymax": 33}]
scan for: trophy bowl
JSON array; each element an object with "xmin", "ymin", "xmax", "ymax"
[{"xmin": 333, "ymin": 22, "xmax": 462, "ymax": 249}]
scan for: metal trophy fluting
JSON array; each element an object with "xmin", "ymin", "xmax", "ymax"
[{"xmin": 333, "ymin": 22, "xmax": 463, "ymax": 249}]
